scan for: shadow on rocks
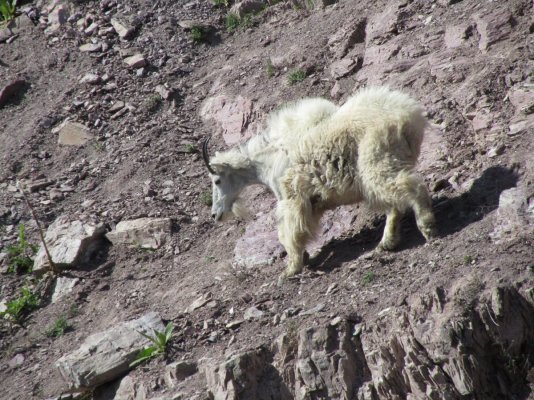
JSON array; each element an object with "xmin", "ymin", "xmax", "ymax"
[{"xmin": 308, "ymin": 165, "xmax": 518, "ymax": 273}]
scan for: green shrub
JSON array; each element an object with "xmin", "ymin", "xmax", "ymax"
[
  {"xmin": 266, "ymin": 59, "xmax": 276, "ymax": 77},
  {"xmin": 0, "ymin": 0, "xmax": 17, "ymax": 23},
  {"xmin": 190, "ymin": 25, "xmax": 208, "ymax": 43},
  {"xmin": 287, "ymin": 69, "xmax": 306, "ymax": 85},
  {"xmin": 226, "ymin": 12, "xmax": 240, "ymax": 32},
  {"xmin": 6, "ymin": 224, "xmax": 38, "ymax": 274}
]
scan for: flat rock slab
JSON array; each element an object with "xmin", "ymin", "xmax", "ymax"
[
  {"xmin": 110, "ymin": 18, "xmax": 135, "ymax": 40},
  {"xmin": 56, "ymin": 312, "xmax": 164, "ymax": 390},
  {"xmin": 33, "ymin": 216, "xmax": 106, "ymax": 274},
  {"xmin": 234, "ymin": 206, "xmax": 357, "ymax": 268},
  {"xmin": 54, "ymin": 121, "xmax": 93, "ymax": 146},
  {"xmin": 106, "ymin": 218, "xmax": 172, "ymax": 249},
  {"xmin": 124, "ymin": 54, "xmax": 147, "ymax": 68}
]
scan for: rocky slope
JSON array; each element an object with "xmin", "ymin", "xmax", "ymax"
[{"xmin": 0, "ymin": 0, "xmax": 533, "ymax": 399}]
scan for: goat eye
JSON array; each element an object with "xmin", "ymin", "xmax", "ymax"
[{"xmin": 215, "ymin": 179, "xmax": 221, "ymax": 185}]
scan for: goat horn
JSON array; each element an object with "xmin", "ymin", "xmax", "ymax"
[{"xmin": 202, "ymin": 137, "xmax": 216, "ymax": 175}]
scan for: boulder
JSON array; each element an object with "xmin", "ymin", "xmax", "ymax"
[
  {"xmin": 33, "ymin": 216, "xmax": 106, "ymax": 274},
  {"xmin": 230, "ymin": 0, "xmax": 266, "ymax": 18},
  {"xmin": 51, "ymin": 277, "xmax": 80, "ymax": 303},
  {"xmin": 56, "ymin": 312, "xmax": 164, "ymax": 389},
  {"xmin": 164, "ymin": 361, "xmax": 198, "ymax": 388},
  {"xmin": 105, "ymin": 218, "xmax": 172, "ymax": 249}
]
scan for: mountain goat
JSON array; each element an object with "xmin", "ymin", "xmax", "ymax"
[{"xmin": 203, "ymin": 87, "xmax": 436, "ymax": 281}]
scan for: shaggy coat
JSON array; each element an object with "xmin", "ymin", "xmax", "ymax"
[{"xmin": 207, "ymin": 87, "xmax": 436, "ymax": 279}]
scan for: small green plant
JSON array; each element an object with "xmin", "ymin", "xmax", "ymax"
[
  {"xmin": 68, "ymin": 303, "xmax": 80, "ymax": 318},
  {"xmin": 200, "ymin": 191, "xmax": 213, "ymax": 206},
  {"xmin": 184, "ymin": 143, "xmax": 197, "ymax": 153},
  {"xmin": 145, "ymin": 94, "xmax": 162, "ymax": 112},
  {"xmin": 45, "ymin": 316, "xmax": 72, "ymax": 338},
  {"xmin": 212, "ymin": 0, "xmax": 229, "ymax": 6},
  {"xmin": 266, "ymin": 59, "xmax": 276, "ymax": 77},
  {"xmin": 92, "ymin": 141, "xmax": 104, "ymax": 152},
  {"xmin": 0, "ymin": 0, "xmax": 17, "ymax": 23},
  {"xmin": 190, "ymin": 25, "xmax": 208, "ymax": 43},
  {"xmin": 287, "ymin": 69, "xmax": 306, "ymax": 84},
  {"xmin": 130, "ymin": 322, "xmax": 174, "ymax": 367},
  {"xmin": 226, "ymin": 12, "xmax": 240, "ymax": 32},
  {"xmin": 361, "ymin": 271, "xmax": 375, "ymax": 285},
  {"xmin": 6, "ymin": 224, "xmax": 38, "ymax": 274},
  {"xmin": 0, "ymin": 287, "xmax": 39, "ymax": 322}
]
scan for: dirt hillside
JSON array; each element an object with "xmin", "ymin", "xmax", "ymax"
[{"xmin": 0, "ymin": 0, "xmax": 533, "ymax": 399}]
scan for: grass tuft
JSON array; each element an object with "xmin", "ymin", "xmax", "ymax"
[
  {"xmin": 45, "ymin": 316, "xmax": 72, "ymax": 338},
  {"xmin": 287, "ymin": 69, "xmax": 306, "ymax": 84},
  {"xmin": 0, "ymin": 0, "xmax": 17, "ymax": 23},
  {"xmin": 0, "ymin": 287, "xmax": 39, "ymax": 322}
]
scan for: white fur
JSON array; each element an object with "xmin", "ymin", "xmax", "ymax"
[{"xmin": 207, "ymin": 87, "xmax": 436, "ymax": 280}]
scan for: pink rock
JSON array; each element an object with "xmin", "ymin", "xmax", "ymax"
[
  {"xmin": 473, "ymin": 9, "xmax": 513, "ymax": 51},
  {"xmin": 330, "ymin": 57, "xmax": 360, "ymax": 79},
  {"xmin": 419, "ymin": 124, "xmax": 447, "ymax": 172},
  {"xmin": 200, "ymin": 95, "xmax": 256, "ymax": 146},
  {"xmin": 472, "ymin": 113, "xmax": 492, "ymax": 132},
  {"xmin": 366, "ymin": 5, "xmax": 399, "ymax": 45},
  {"xmin": 363, "ymin": 43, "xmax": 400, "ymax": 66},
  {"xmin": 234, "ymin": 206, "xmax": 358, "ymax": 268}
]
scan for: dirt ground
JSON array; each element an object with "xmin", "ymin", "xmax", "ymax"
[{"xmin": 0, "ymin": 0, "xmax": 533, "ymax": 399}]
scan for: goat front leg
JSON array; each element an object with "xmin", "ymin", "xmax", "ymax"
[
  {"xmin": 376, "ymin": 208, "xmax": 402, "ymax": 252},
  {"xmin": 277, "ymin": 200, "xmax": 312, "ymax": 282}
]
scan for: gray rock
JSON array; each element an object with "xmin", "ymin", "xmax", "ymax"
[
  {"xmin": 294, "ymin": 320, "xmax": 363, "ymax": 400},
  {"xmin": 204, "ymin": 346, "xmax": 290, "ymax": 400},
  {"xmin": 56, "ymin": 312, "xmax": 164, "ymax": 390},
  {"xmin": 244, "ymin": 306, "xmax": 264, "ymax": 321},
  {"xmin": 109, "ymin": 101, "xmax": 125, "ymax": 113},
  {"xmin": 230, "ymin": 0, "xmax": 265, "ymax": 18},
  {"xmin": 489, "ymin": 187, "xmax": 534, "ymax": 243},
  {"xmin": 79, "ymin": 43, "xmax": 102, "ymax": 53},
  {"xmin": 164, "ymin": 361, "xmax": 198, "ymax": 387},
  {"xmin": 33, "ymin": 216, "xmax": 106, "ymax": 274},
  {"xmin": 105, "ymin": 218, "xmax": 172, "ymax": 249},
  {"xmin": 54, "ymin": 121, "xmax": 93, "ymax": 146},
  {"xmin": 80, "ymin": 73, "xmax": 102, "ymax": 85},
  {"xmin": 51, "ymin": 277, "xmax": 80, "ymax": 303},
  {"xmin": 124, "ymin": 54, "xmax": 147, "ymax": 68}
]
